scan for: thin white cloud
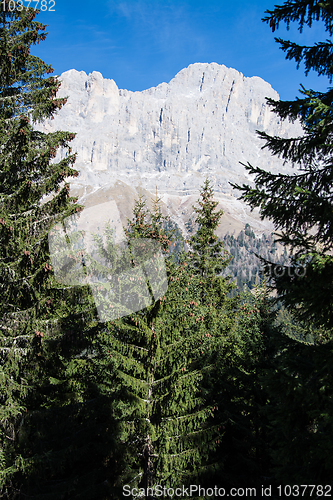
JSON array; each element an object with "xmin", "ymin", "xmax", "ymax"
[
  {"xmin": 107, "ymin": 0, "xmax": 144, "ymax": 19},
  {"xmin": 107, "ymin": 0, "xmax": 207, "ymax": 57}
]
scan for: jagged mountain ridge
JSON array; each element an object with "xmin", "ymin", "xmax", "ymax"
[{"xmin": 38, "ymin": 62, "xmax": 302, "ymax": 235}]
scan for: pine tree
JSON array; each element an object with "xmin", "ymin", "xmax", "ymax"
[
  {"xmin": 185, "ymin": 178, "xmax": 236, "ymax": 353},
  {"xmin": 0, "ymin": 3, "xmax": 89, "ymax": 493},
  {"xmin": 211, "ymin": 282, "xmax": 278, "ymax": 489},
  {"xmin": 101, "ymin": 193, "xmax": 217, "ymax": 494},
  {"xmin": 263, "ymin": 312, "xmax": 333, "ymax": 486},
  {"xmin": 229, "ymin": 1, "xmax": 333, "ymax": 487},
  {"xmin": 185, "ymin": 179, "xmax": 261, "ymax": 486},
  {"xmin": 260, "ymin": 286, "xmax": 333, "ymax": 487},
  {"xmin": 231, "ymin": 0, "xmax": 333, "ymax": 329},
  {"xmin": 187, "ymin": 177, "xmax": 232, "ymax": 280},
  {"xmin": 6, "ymin": 213, "xmax": 127, "ymax": 498}
]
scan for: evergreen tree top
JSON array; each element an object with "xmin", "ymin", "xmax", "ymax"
[
  {"xmin": 0, "ymin": 4, "xmax": 81, "ymax": 329},
  {"xmin": 264, "ymin": 1, "xmax": 333, "ymax": 35},
  {"xmin": 231, "ymin": 0, "xmax": 333, "ymax": 329},
  {"xmin": 125, "ymin": 192, "xmax": 177, "ymax": 255},
  {"xmin": 187, "ymin": 178, "xmax": 231, "ymax": 278},
  {"xmin": 0, "ymin": 3, "xmax": 66, "ymax": 123},
  {"xmin": 257, "ymin": 1, "xmax": 333, "ymax": 166}
]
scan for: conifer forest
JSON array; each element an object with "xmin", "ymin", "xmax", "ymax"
[{"xmin": 1, "ymin": 1, "xmax": 333, "ymax": 498}]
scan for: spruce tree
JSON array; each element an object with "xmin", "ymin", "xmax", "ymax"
[
  {"xmin": 185, "ymin": 178, "xmax": 236, "ymax": 359},
  {"xmin": 208, "ymin": 284, "xmax": 277, "ymax": 489},
  {"xmin": 229, "ymin": 1, "xmax": 333, "ymax": 487},
  {"xmin": 101, "ymin": 193, "xmax": 217, "ymax": 494},
  {"xmin": 187, "ymin": 177, "xmax": 232, "ymax": 279},
  {"xmin": 0, "ymin": 2, "xmax": 88, "ymax": 493},
  {"xmin": 231, "ymin": 0, "xmax": 333, "ymax": 329},
  {"xmin": 185, "ymin": 179, "xmax": 258, "ymax": 485},
  {"xmin": 263, "ymin": 327, "xmax": 333, "ymax": 486},
  {"xmin": 185, "ymin": 178, "xmax": 236, "ymax": 355}
]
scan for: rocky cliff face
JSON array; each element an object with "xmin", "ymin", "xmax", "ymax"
[{"xmin": 38, "ymin": 63, "xmax": 302, "ymax": 235}]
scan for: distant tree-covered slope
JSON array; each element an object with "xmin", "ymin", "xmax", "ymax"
[
  {"xmin": 222, "ymin": 224, "xmax": 289, "ymax": 291},
  {"xmin": 185, "ymin": 216, "xmax": 289, "ymax": 291}
]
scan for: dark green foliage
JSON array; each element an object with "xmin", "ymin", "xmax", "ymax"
[
  {"xmin": 231, "ymin": 0, "xmax": 333, "ymax": 330},
  {"xmin": 269, "ymin": 305, "xmax": 333, "ymax": 486},
  {"xmin": 185, "ymin": 179, "xmax": 237, "ymax": 364},
  {"xmin": 276, "ymin": 306, "xmax": 333, "ymax": 344},
  {"xmin": 3, "ymin": 388, "xmax": 122, "ymax": 499},
  {"xmin": 187, "ymin": 178, "xmax": 232, "ymax": 280},
  {"xmin": 263, "ymin": 332, "xmax": 333, "ymax": 487},
  {"xmin": 230, "ymin": 0, "xmax": 333, "ymax": 488},
  {"xmin": 201, "ymin": 284, "xmax": 275, "ymax": 489},
  {"xmin": 184, "ymin": 179, "xmax": 269, "ymax": 488},
  {"xmin": 0, "ymin": 3, "xmax": 100, "ymax": 495},
  {"xmin": 100, "ymin": 194, "xmax": 217, "ymax": 492},
  {"xmin": 4, "ymin": 0, "xmax": 332, "ymax": 492},
  {"xmin": 263, "ymin": 0, "xmax": 333, "ymax": 79}
]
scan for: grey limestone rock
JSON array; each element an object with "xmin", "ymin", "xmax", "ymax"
[
  {"xmin": 38, "ymin": 63, "xmax": 303, "ymax": 235},
  {"xmin": 39, "ymin": 62, "xmax": 302, "ymax": 196}
]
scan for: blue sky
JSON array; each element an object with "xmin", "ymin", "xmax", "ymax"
[{"xmin": 32, "ymin": 0, "xmax": 330, "ymax": 101}]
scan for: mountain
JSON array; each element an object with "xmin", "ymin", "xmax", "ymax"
[{"xmin": 38, "ymin": 62, "xmax": 302, "ymax": 237}]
